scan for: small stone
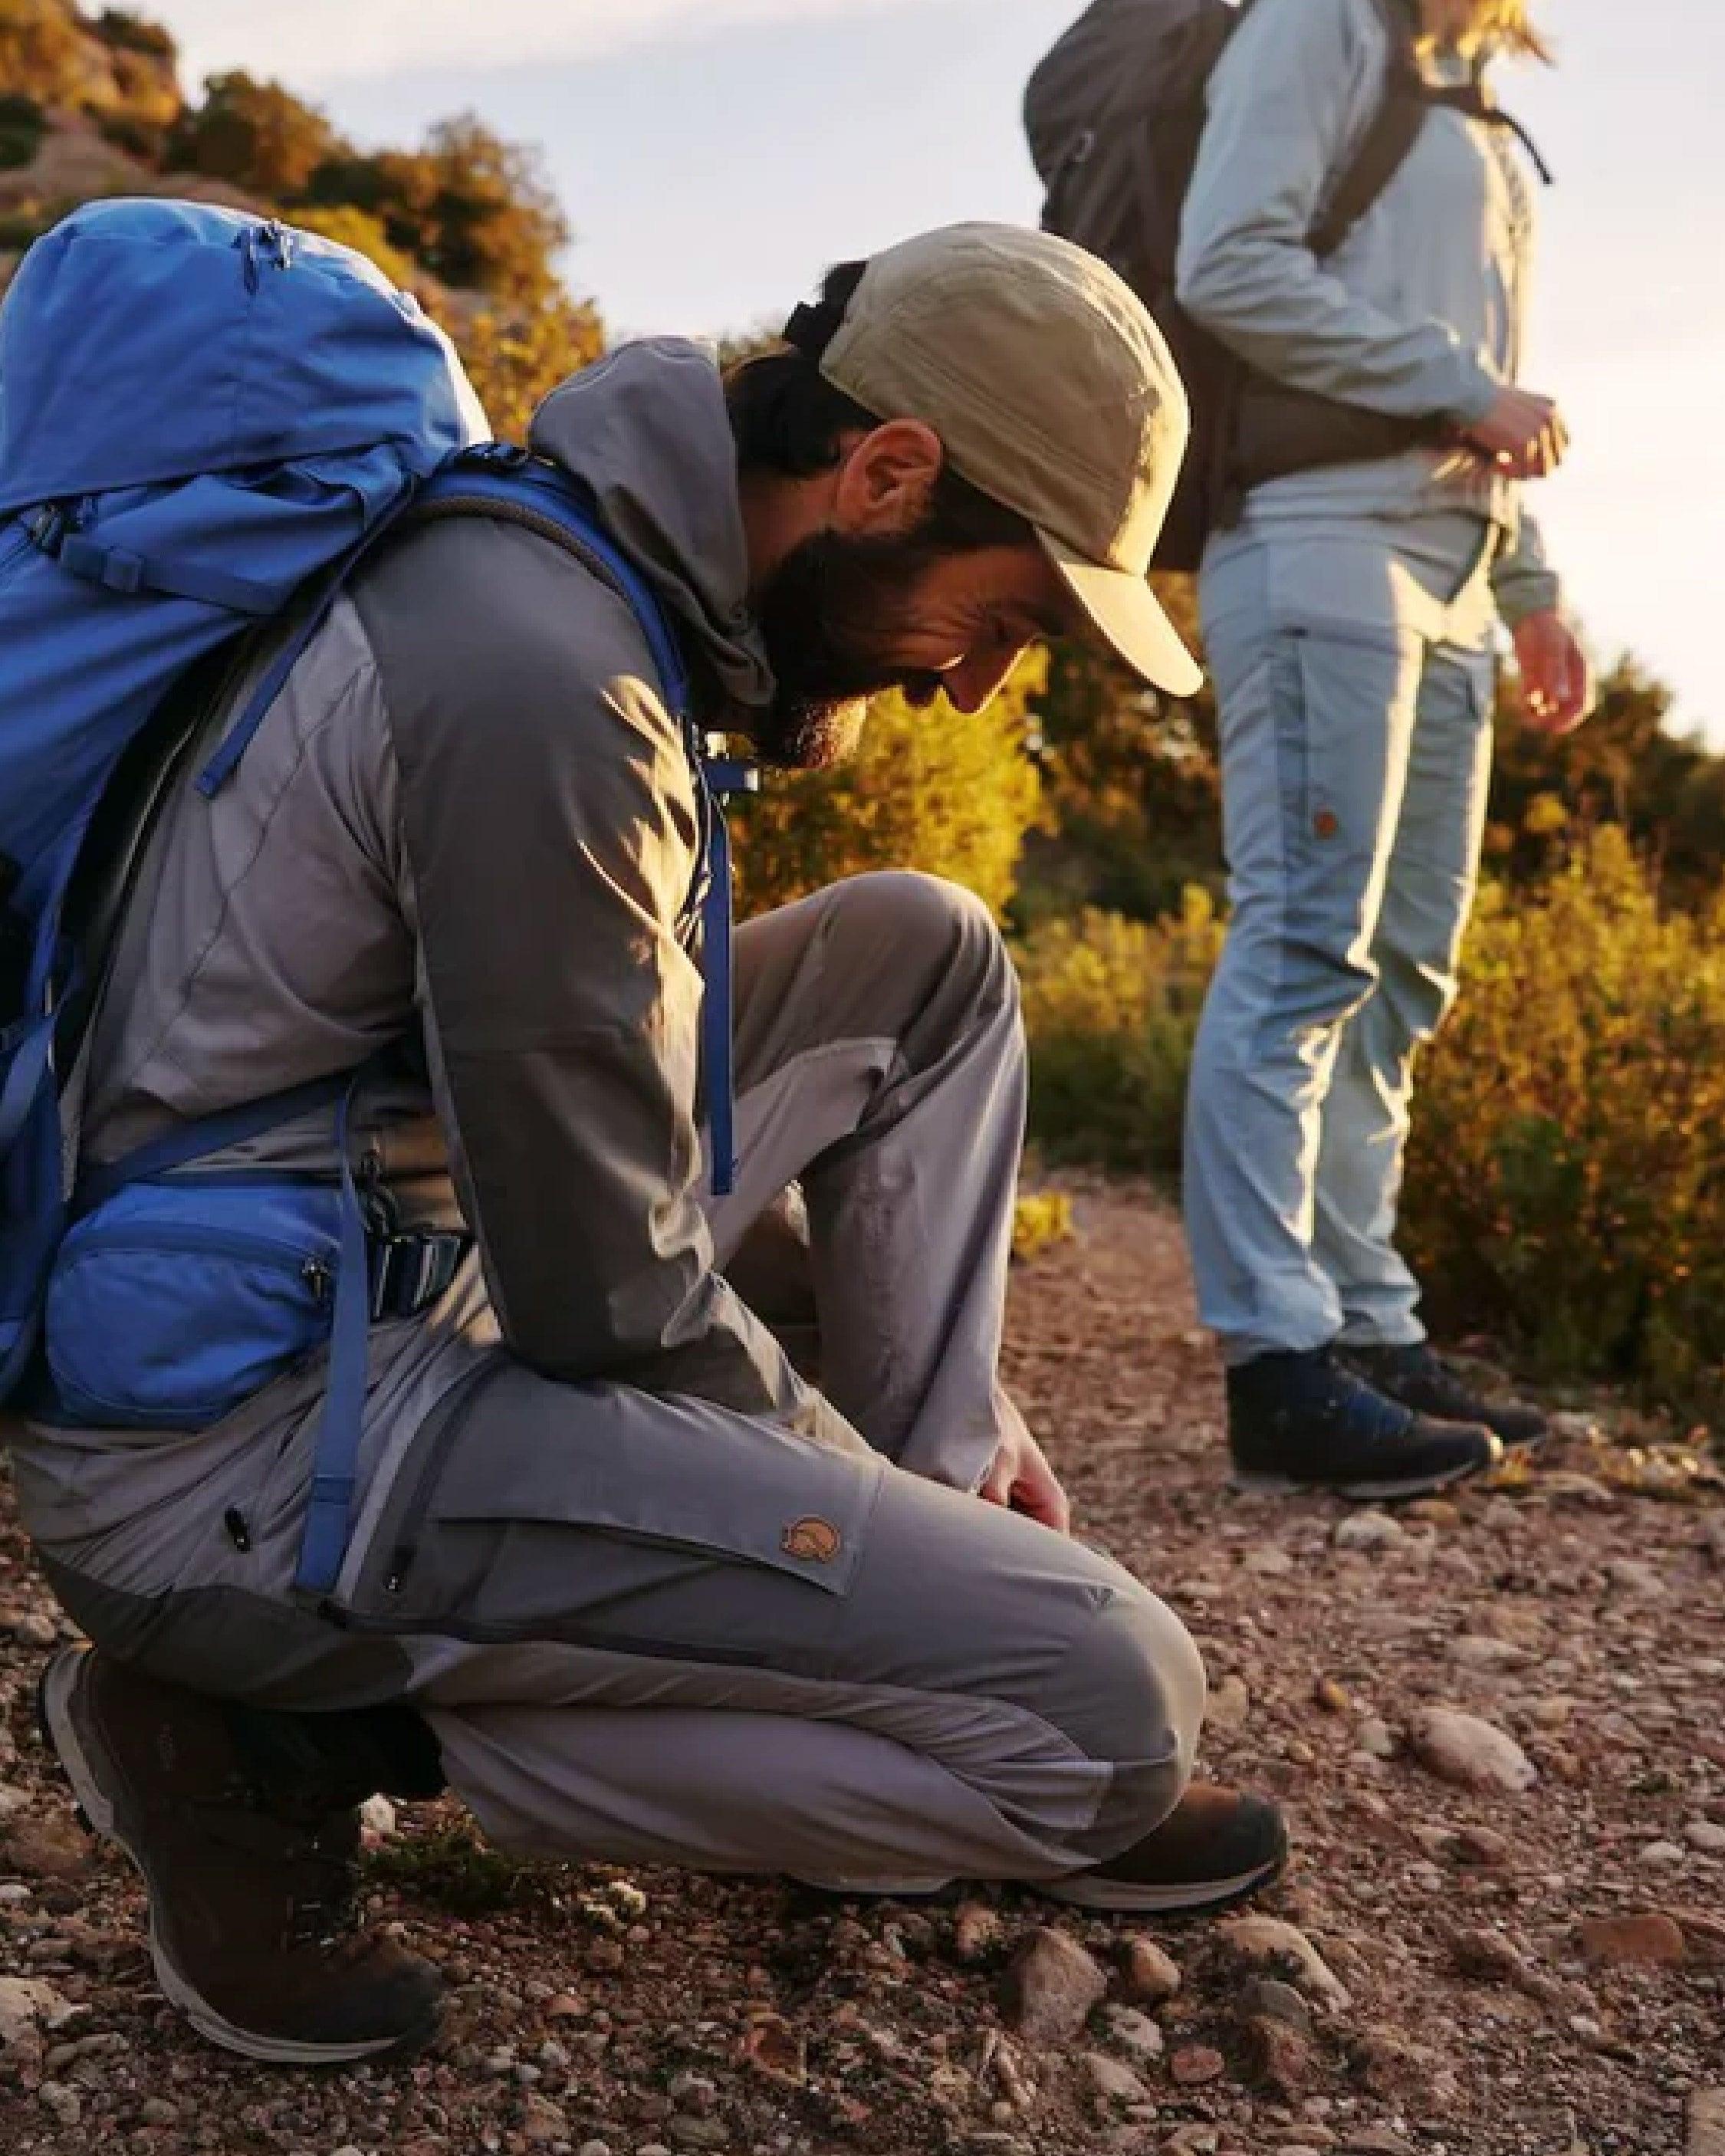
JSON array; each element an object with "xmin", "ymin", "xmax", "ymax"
[
  {"xmin": 1450, "ymin": 1635, "xmax": 1530, "ymax": 1672},
  {"xmin": 1000, "ymin": 1928, "xmax": 1109, "ymax": 2045},
  {"xmin": 1448, "ymin": 1927, "xmax": 1537, "ymax": 1988},
  {"xmin": 741, "ymin": 2011, "xmax": 805, "ymax": 2086},
  {"xmin": 521, "ymin": 2095, "xmax": 570, "ymax": 2145},
  {"xmin": 1605, "ymin": 1558, "xmax": 1667, "ymax": 1598},
  {"xmin": 1355, "ymin": 1717, "xmax": 1396, "ymax": 1760},
  {"xmin": 1577, "ymin": 1911, "xmax": 1687, "ymax": 1967},
  {"xmin": 1689, "ymin": 2089, "xmax": 1725, "ymax": 2156},
  {"xmin": 1, "ymin": 1817, "xmax": 94, "ymax": 1881},
  {"xmin": 1102, "ymin": 2005, "xmax": 1165, "ymax": 2063},
  {"xmin": 8, "ymin": 1611, "xmax": 58, "ymax": 1648},
  {"xmin": 545, "ymin": 1991, "xmax": 585, "ymax": 2019},
  {"xmin": 953, "ymin": 1901, "xmax": 1007, "ymax": 1964},
  {"xmin": 1240, "ymin": 2013, "xmax": 1316, "ymax": 2096},
  {"xmin": 1168, "ymin": 2043, "xmax": 1225, "ymax": 2086},
  {"xmin": 1084, "ymin": 2051, "xmax": 1152, "ymax": 2106},
  {"xmin": 1407, "ymin": 1707, "xmax": 1538, "ymax": 1794},
  {"xmin": 1243, "ymin": 1546, "xmax": 1295, "ymax": 1577},
  {"xmin": 1247, "ymin": 1978, "xmax": 1313, "ymax": 2036},
  {"xmin": 1451, "ymin": 1823, "xmax": 1513, "ymax": 1867},
  {"xmin": 1218, "ymin": 1916, "xmax": 1351, "ymax": 2012},
  {"xmin": 358, "ymin": 1793, "xmax": 399, "ymax": 1844},
  {"xmin": 1313, "ymin": 1678, "xmax": 1350, "ymax": 1714},
  {"xmin": 1685, "ymin": 1820, "xmax": 1725, "ymax": 1853},
  {"xmin": 1543, "ymin": 1471, "xmax": 1615, "ymax": 1508},
  {"xmin": 1405, "ymin": 1498, "xmax": 1461, "ymax": 1528},
  {"xmin": 38, "ymin": 2081, "xmax": 80, "ymax": 2126},
  {"xmin": 0, "ymin": 1783, "xmax": 31, "ymax": 1821},
  {"xmin": 666, "ymin": 2118, "xmax": 729, "ymax": 2151},
  {"xmin": 1209, "ymin": 1675, "xmax": 1251, "ymax": 1730},
  {"xmin": 139, "ymin": 2098, "xmax": 180, "ymax": 2126},
  {"xmin": 1641, "ymin": 1839, "xmax": 1687, "ymax": 1866},
  {"xmin": 1332, "ymin": 1510, "xmax": 1405, "ymax": 1554},
  {"xmin": 577, "ymin": 2144, "xmax": 613, "ymax": 2156},
  {"xmin": 1122, "ymin": 1937, "xmax": 1181, "ymax": 2005}
]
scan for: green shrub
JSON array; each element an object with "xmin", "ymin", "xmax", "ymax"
[
  {"xmin": 1017, "ymin": 894, "xmax": 1222, "ymax": 1176},
  {"xmin": 1401, "ymin": 827, "xmax": 1725, "ymax": 1428}
]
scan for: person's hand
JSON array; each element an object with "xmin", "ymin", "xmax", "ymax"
[
  {"xmin": 1457, "ymin": 387, "xmax": 1569, "ymax": 480},
  {"xmin": 980, "ymin": 1405, "xmax": 1071, "ymax": 1534},
  {"xmin": 1511, "ymin": 610, "xmax": 1594, "ymax": 734}
]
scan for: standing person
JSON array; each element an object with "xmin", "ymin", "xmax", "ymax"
[
  {"xmin": 1177, "ymin": 0, "xmax": 1592, "ymax": 1499},
  {"xmin": 13, "ymin": 222, "xmax": 1287, "ymax": 2067}
]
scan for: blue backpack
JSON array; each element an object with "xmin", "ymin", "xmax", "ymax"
[{"xmin": 0, "ymin": 198, "xmax": 744, "ymax": 1599}]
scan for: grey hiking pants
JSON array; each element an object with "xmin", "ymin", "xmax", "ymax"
[{"xmin": 20, "ymin": 873, "xmax": 1205, "ymax": 1885}]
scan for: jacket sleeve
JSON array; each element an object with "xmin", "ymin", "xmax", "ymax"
[
  {"xmin": 374, "ymin": 534, "xmax": 859, "ymax": 1440},
  {"xmin": 1490, "ymin": 502, "xmax": 1562, "ymax": 628},
  {"xmin": 1175, "ymin": 0, "xmax": 1501, "ymax": 424}
]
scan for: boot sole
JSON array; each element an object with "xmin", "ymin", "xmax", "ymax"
[
  {"xmin": 1040, "ymin": 1842, "xmax": 1289, "ymax": 1915},
  {"xmin": 38, "ymin": 1648, "xmax": 438, "ymax": 2068},
  {"xmin": 1230, "ymin": 1431, "xmax": 1503, "ymax": 1504},
  {"xmin": 797, "ymin": 1848, "xmax": 1288, "ymax": 1918}
]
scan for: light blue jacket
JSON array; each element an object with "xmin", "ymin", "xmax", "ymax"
[{"xmin": 1176, "ymin": 0, "xmax": 1559, "ymax": 623}]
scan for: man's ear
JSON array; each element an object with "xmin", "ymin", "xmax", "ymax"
[{"xmin": 830, "ymin": 419, "xmax": 945, "ymax": 538}]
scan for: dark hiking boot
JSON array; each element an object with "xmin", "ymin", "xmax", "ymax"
[
  {"xmin": 1228, "ymin": 1346, "xmax": 1501, "ymax": 1501},
  {"xmin": 38, "ymin": 1645, "xmax": 443, "ymax": 2064},
  {"xmin": 1338, "ymin": 1341, "xmax": 1549, "ymax": 1451},
  {"xmin": 1043, "ymin": 1783, "xmax": 1289, "ymax": 1914}
]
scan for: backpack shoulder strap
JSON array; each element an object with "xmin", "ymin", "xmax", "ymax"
[{"xmin": 1308, "ymin": 0, "xmax": 1432, "ymax": 258}]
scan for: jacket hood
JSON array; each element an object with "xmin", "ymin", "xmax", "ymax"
[{"xmin": 528, "ymin": 339, "xmax": 774, "ymax": 721}]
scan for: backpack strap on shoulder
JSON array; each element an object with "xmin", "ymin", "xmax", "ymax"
[{"xmin": 1308, "ymin": 0, "xmax": 1432, "ymax": 258}]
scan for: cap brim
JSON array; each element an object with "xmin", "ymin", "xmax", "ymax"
[{"xmin": 1041, "ymin": 532, "xmax": 1204, "ymax": 699}]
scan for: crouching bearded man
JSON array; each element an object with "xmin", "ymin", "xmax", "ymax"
[{"xmin": 18, "ymin": 225, "xmax": 1285, "ymax": 2063}]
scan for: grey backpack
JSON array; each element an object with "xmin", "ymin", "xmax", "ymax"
[{"xmin": 1024, "ymin": 0, "xmax": 1520, "ymax": 570}]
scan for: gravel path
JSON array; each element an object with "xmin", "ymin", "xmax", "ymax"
[{"xmin": 2, "ymin": 1178, "xmax": 1722, "ymax": 2156}]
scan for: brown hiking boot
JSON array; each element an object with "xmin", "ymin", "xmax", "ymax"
[
  {"xmin": 1043, "ymin": 1782, "xmax": 1289, "ymax": 1913},
  {"xmin": 38, "ymin": 1645, "xmax": 443, "ymax": 2063}
]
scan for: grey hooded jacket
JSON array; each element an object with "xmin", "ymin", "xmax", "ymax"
[{"xmin": 14, "ymin": 339, "xmax": 856, "ymax": 1576}]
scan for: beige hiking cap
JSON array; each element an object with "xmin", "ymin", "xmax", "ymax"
[{"xmin": 817, "ymin": 222, "xmax": 1203, "ymax": 698}]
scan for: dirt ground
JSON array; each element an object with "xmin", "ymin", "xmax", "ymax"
[{"xmin": 2, "ymin": 1178, "xmax": 1722, "ymax": 2156}]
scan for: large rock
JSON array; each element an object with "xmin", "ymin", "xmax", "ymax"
[
  {"xmin": 1217, "ymin": 1915, "xmax": 1351, "ymax": 2013},
  {"xmin": 998, "ymin": 1928, "xmax": 1108, "ymax": 2046},
  {"xmin": 0, "ymin": 1977, "xmax": 71, "ymax": 2073},
  {"xmin": 1407, "ymin": 1708, "xmax": 1538, "ymax": 1794},
  {"xmin": 1691, "ymin": 2089, "xmax": 1725, "ymax": 2156},
  {"xmin": 1577, "ymin": 1912, "xmax": 1687, "ymax": 1968}
]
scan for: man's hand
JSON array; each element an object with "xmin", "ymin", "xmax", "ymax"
[
  {"xmin": 980, "ymin": 1404, "xmax": 1071, "ymax": 1534},
  {"xmin": 1457, "ymin": 387, "xmax": 1569, "ymax": 480},
  {"xmin": 1511, "ymin": 610, "xmax": 1594, "ymax": 735}
]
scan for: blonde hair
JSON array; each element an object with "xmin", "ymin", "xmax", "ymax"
[{"xmin": 1457, "ymin": 0, "xmax": 1554, "ymax": 62}]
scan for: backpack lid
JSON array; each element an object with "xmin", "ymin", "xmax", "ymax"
[{"xmin": 0, "ymin": 197, "xmax": 482, "ymax": 519}]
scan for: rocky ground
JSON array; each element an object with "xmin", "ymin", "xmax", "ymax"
[{"xmin": 2, "ymin": 1178, "xmax": 1723, "ymax": 2156}]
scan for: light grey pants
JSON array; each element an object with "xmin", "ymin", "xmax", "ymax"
[
  {"xmin": 1184, "ymin": 511, "xmax": 1500, "ymax": 1363},
  {"xmin": 408, "ymin": 872, "xmax": 1204, "ymax": 1884},
  {"xmin": 22, "ymin": 872, "xmax": 1204, "ymax": 1888}
]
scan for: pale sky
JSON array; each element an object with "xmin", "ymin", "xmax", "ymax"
[{"xmin": 152, "ymin": 0, "xmax": 1724, "ymax": 744}]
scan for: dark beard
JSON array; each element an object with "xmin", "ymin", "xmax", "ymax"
[{"xmin": 750, "ymin": 527, "xmax": 947, "ymax": 771}]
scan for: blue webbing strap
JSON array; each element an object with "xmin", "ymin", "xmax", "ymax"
[
  {"xmin": 0, "ymin": 1014, "xmax": 56, "ymax": 1165},
  {"xmin": 55, "ymin": 532, "xmax": 291, "ymax": 617},
  {"xmin": 294, "ymin": 1075, "xmax": 371, "ymax": 1598},
  {"xmin": 71, "ymin": 1069, "xmax": 353, "ymax": 1218},
  {"xmin": 698, "ymin": 758, "xmax": 759, "ymax": 1200}
]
